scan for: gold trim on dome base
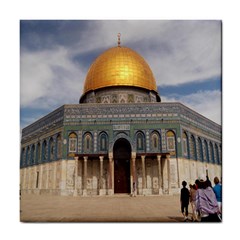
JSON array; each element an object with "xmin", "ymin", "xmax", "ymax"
[{"xmin": 82, "ymin": 46, "xmax": 158, "ymax": 95}]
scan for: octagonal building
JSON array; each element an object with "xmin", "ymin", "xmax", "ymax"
[{"xmin": 20, "ymin": 40, "xmax": 222, "ymax": 196}]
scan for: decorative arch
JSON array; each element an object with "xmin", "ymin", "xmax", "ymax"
[
  {"xmin": 109, "ymin": 132, "xmax": 134, "ymax": 154},
  {"xmin": 99, "ymin": 131, "xmax": 108, "ymax": 152},
  {"xmin": 56, "ymin": 134, "xmax": 62, "ymax": 159},
  {"xmin": 26, "ymin": 146, "xmax": 30, "ymax": 165},
  {"xmin": 190, "ymin": 135, "xmax": 197, "ymax": 160},
  {"xmin": 197, "ymin": 137, "xmax": 203, "ymax": 162},
  {"xmin": 219, "ymin": 144, "xmax": 222, "ymax": 164},
  {"xmin": 68, "ymin": 132, "xmax": 78, "ymax": 153},
  {"xmin": 83, "ymin": 132, "xmax": 93, "ymax": 153},
  {"xmin": 30, "ymin": 144, "xmax": 35, "ymax": 165},
  {"xmin": 136, "ymin": 131, "xmax": 145, "ymax": 152},
  {"xmin": 36, "ymin": 142, "xmax": 41, "ymax": 163},
  {"xmin": 204, "ymin": 140, "xmax": 209, "ymax": 163},
  {"xmin": 150, "ymin": 130, "xmax": 161, "ymax": 152},
  {"xmin": 210, "ymin": 142, "xmax": 215, "ymax": 163},
  {"xmin": 20, "ymin": 148, "xmax": 25, "ymax": 167},
  {"xmin": 166, "ymin": 130, "xmax": 176, "ymax": 152},
  {"xmin": 215, "ymin": 143, "xmax": 220, "ymax": 164},
  {"xmin": 182, "ymin": 131, "xmax": 188, "ymax": 158},
  {"xmin": 49, "ymin": 137, "xmax": 54, "ymax": 161},
  {"xmin": 42, "ymin": 140, "xmax": 47, "ymax": 162}
]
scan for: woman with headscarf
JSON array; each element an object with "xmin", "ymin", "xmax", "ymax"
[{"xmin": 195, "ymin": 177, "xmax": 221, "ymax": 222}]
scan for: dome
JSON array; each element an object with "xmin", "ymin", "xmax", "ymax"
[{"xmin": 82, "ymin": 46, "xmax": 158, "ymax": 95}]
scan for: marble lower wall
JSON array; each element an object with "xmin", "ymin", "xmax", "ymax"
[
  {"xmin": 20, "ymin": 158, "xmax": 222, "ymax": 196},
  {"xmin": 177, "ymin": 158, "xmax": 222, "ymax": 187}
]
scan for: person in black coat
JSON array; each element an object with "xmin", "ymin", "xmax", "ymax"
[{"xmin": 180, "ymin": 180, "xmax": 190, "ymax": 221}]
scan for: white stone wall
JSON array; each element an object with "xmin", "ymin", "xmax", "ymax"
[
  {"xmin": 20, "ymin": 157, "xmax": 222, "ymax": 196},
  {"xmin": 177, "ymin": 157, "xmax": 222, "ymax": 187}
]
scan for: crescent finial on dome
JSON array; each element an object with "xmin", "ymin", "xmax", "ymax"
[
  {"xmin": 117, "ymin": 33, "xmax": 121, "ymax": 47},
  {"xmin": 79, "ymin": 44, "xmax": 161, "ymax": 103}
]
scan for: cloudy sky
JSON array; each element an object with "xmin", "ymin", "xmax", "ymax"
[{"xmin": 20, "ymin": 20, "xmax": 222, "ymax": 128}]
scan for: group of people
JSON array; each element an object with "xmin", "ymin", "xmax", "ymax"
[{"xmin": 180, "ymin": 175, "xmax": 222, "ymax": 222}]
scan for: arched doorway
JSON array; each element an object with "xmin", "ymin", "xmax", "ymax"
[{"xmin": 113, "ymin": 138, "xmax": 131, "ymax": 193}]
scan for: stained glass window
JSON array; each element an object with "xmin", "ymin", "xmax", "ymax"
[
  {"xmin": 42, "ymin": 141, "xmax": 47, "ymax": 161},
  {"xmin": 100, "ymin": 132, "xmax": 108, "ymax": 151},
  {"xmin": 167, "ymin": 131, "xmax": 175, "ymax": 151},
  {"xmin": 36, "ymin": 143, "xmax": 40, "ymax": 163},
  {"xmin": 210, "ymin": 142, "xmax": 215, "ymax": 163},
  {"xmin": 204, "ymin": 140, "xmax": 209, "ymax": 163},
  {"xmin": 69, "ymin": 132, "xmax": 77, "ymax": 152},
  {"xmin": 49, "ymin": 138, "xmax": 54, "ymax": 160},
  {"xmin": 136, "ymin": 132, "xmax": 145, "ymax": 151},
  {"xmin": 198, "ymin": 138, "xmax": 203, "ymax": 162},
  {"xmin": 30, "ymin": 144, "xmax": 35, "ymax": 164},
  {"xmin": 182, "ymin": 132, "xmax": 188, "ymax": 157},
  {"xmin": 190, "ymin": 135, "xmax": 197, "ymax": 160},
  {"xmin": 215, "ymin": 144, "xmax": 219, "ymax": 164},
  {"xmin": 83, "ymin": 133, "xmax": 92, "ymax": 153},
  {"xmin": 56, "ymin": 134, "xmax": 62, "ymax": 159},
  {"xmin": 151, "ymin": 132, "xmax": 160, "ymax": 151}
]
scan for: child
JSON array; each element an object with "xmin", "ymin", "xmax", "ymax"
[
  {"xmin": 180, "ymin": 180, "xmax": 190, "ymax": 221},
  {"xmin": 189, "ymin": 184, "xmax": 198, "ymax": 221}
]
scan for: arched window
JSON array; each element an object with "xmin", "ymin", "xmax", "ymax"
[
  {"xmin": 83, "ymin": 133, "xmax": 93, "ymax": 153},
  {"xmin": 20, "ymin": 148, "xmax": 25, "ymax": 167},
  {"xmin": 30, "ymin": 144, "xmax": 35, "ymax": 165},
  {"xmin": 219, "ymin": 144, "xmax": 222, "ymax": 164},
  {"xmin": 151, "ymin": 131, "xmax": 160, "ymax": 152},
  {"xmin": 215, "ymin": 144, "xmax": 220, "ymax": 164},
  {"xmin": 182, "ymin": 132, "xmax": 188, "ymax": 157},
  {"xmin": 69, "ymin": 132, "xmax": 77, "ymax": 153},
  {"xmin": 197, "ymin": 137, "xmax": 203, "ymax": 162},
  {"xmin": 49, "ymin": 137, "xmax": 54, "ymax": 161},
  {"xmin": 210, "ymin": 142, "xmax": 215, "ymax": 163},
  {"xmin": 26, "ymin": 146, "xmax": 30, "ymax": 165},
  {"xmin": 36, "ymin": 142, "xmax": 40, "ymax": 163},
  {"xmin": 136, "ymin": 131, "xmax": 145, "ymax": 151},
  {"xmin": 42, "ymin": 140, "xmax": 47, "ymax": 161},
  {"xmin": 190, "ymin": 135, "xmax": 197, "ymax": 160},
  {"xmin": 204, "ymin": 140, "xmax": 209, "ymax": 163},
  {"xmin": 99, "ymin": 132, "xmax": 108, "ymax": 151},
  {"xmin": 56, "ymin": 134, "xmax": 62, "ymax": 159},
  {"xmin": 166, "ymin": 130, "xmax": 175, "ymax": 152}
]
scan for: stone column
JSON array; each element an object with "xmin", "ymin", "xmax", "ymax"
[
  {"xmin": 157, "ymin": 155, "xmax": 163, "ymax": 195},
  {"xmin": 131, "ymin": 154, "xmax": 137, "ymax": 196},
  {"xmin": 73, "ymin": 156, "xmax": 78, "ymax": 196},
  {"xmin": 141, "ymin": 155, "xmax": 147, "ymax": 195},
  {"xmin": 166, "ymin": 154, "xmax": 172, "ymax": 194},
  {"xmin": 23, "ymin": 168, "xmax": 27, "ymax": 190},
  {"xmin": 108, "ymin": 156, "xmax": 114, "ymax": 195},
  {"xmin": 39, "ymin": 164, "xmax": 43, "ymax": 191},
  {"xmin": 53, "ymin": 161, "xmax": 57, "ymax": 191},
  {"xmin": 60, "ymin": 160, "xmax": 67, "ymax": 196},
  {"xmin": 46, "ymin": 163, "xmax": 49, "ymax": 190},
  {"xmin": 99, "ymin": 156, "xmax": 104, "ymax": 195},
  {"xmin": 83, "ymin": 156, "xmax": 88, "ymax": 196},
  {"xmin": 28, "ymin": 168, "xmax": 31, "ymax": 190}
]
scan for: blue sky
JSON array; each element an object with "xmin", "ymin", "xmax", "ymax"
[{"xmin": 20, "ymin": 20, "xmax": 222, "ymax": 128}]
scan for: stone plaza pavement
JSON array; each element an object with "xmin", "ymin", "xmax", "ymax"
[{"xmin": 20, "ymin": 194, "xmax": 189, "ymax": 222}]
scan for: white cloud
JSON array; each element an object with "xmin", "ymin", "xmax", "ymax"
[
  {"xmin": 162, "ymin": 90, "xmax": 222, "ymax": 125},
  {"xmin": 70, "ymin": 20, "xmax": 221, "ymax": 87},
  {"xmin": 20, "ymin": 46, "xmax": 85, "ymax": 108},
  {"xmin": 20, "ymin": 20, "xmax": 222, "ymax": 127}
]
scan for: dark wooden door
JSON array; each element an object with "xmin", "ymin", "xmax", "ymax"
[
  {"xmin": 113, "ymin": 138, "xmax": 131, "ymax": 193},
  {"xmin": 114, "ymin": 158, "xmax": 130, "ymax": 193}
]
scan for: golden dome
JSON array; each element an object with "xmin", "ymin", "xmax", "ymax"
[{"xmin": 83, "ymin": 46, "xmax": 157, "ymax": 94}]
